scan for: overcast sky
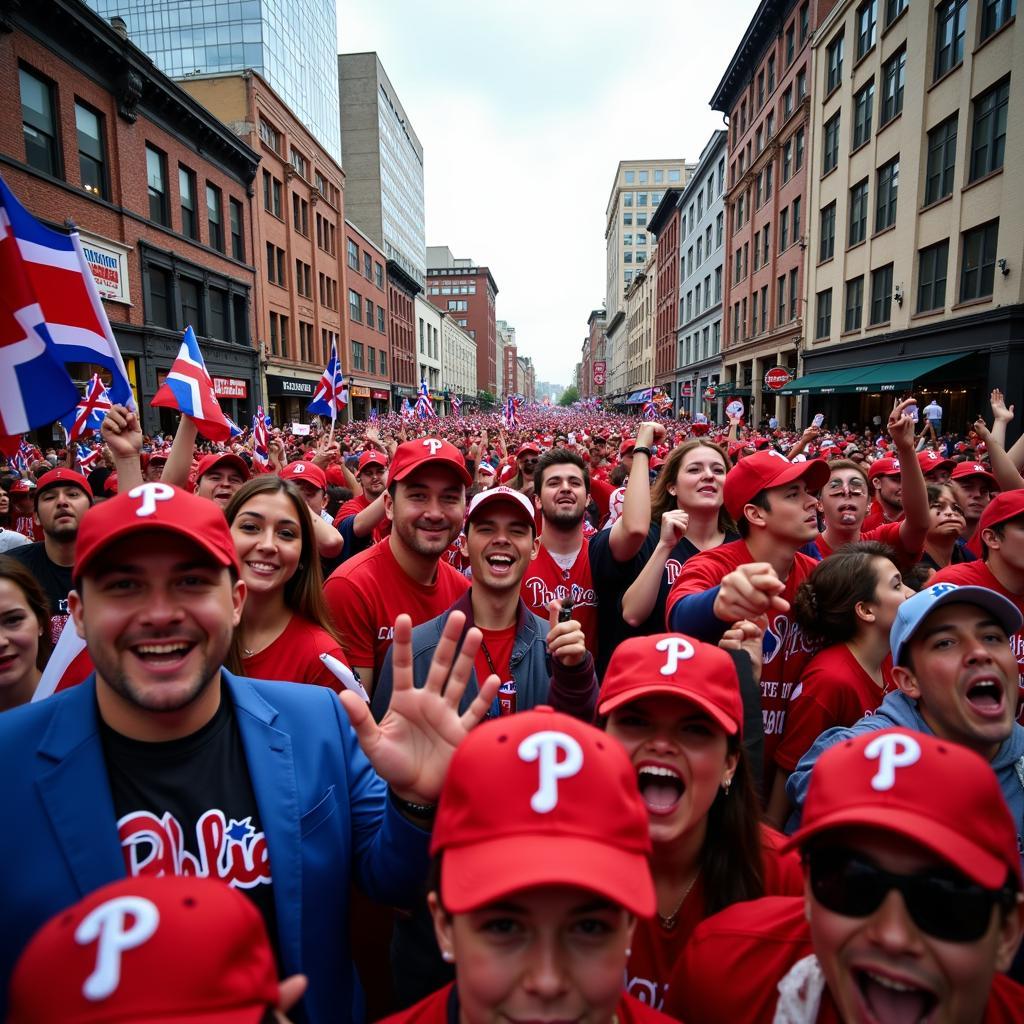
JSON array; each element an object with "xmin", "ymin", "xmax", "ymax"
[{"xmin": 337, "ymin": 0, "xmax": 760, "ymax": 389}]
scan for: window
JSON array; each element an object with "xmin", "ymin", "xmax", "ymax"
[
  {"xmin": 295, "ymin": 260, "xmax": 311, "ymax": 298},
  {"xmin": 259, "ymin": 118, "xmax": 280, "ymax": 153},
  {"xmin": 880, "ymin": 50, "xmax": 906, "ymax": 127},
  {"xmin": 783, "ymin": 86, "xmax": 793, "ymax": 120},
  {"xmin": 623, "ymin": 192, "xmax": 633, "ymax": 208},
  {"xmin": 623, "ymin": 212, "xmax": 633, "ymax": 226},
  {"xmin": 823, "ymin": 113, "xmax": 841, "ymax": 173},
  {"xmin": 780, "ymin": 208, "xmax": 789, "ymax": 251},
  {"xmin": 179, "ymin": 166, "xmax": 197, "ymax": 239},
  {"xmin": 655, "ymin": 169, "xmax": 665, "ymax": 183},
  {"xmin": 147, "ymin": 266, "xmax": 173, "ymax": 328},
  {"xmin": 624, "ymin": 251, "xmax": 633, "ymax": 265},
  {"xmin": 826, "ymin": 34, "xmax": 844, "ymax": 92},
  {"xmin": 786, "ymin": 24, "xmax": 796, "ymax": 65},
  {"xmin": 75, "ymin": 102, "xmax": 106, "ymax": 197},
  {"xmin": 789, "ymin": 268, "xmax": 799, "ymax": 320},
  {"xmin": 925, "ymin": 116, "xmax": 958, "ymax": 204},
  {"xmin": 20, "ymin": 67, "xmax": 59, "ymax": 177},
  {"xmin": 844, "ymin": 276, "xmax": 865, "ymax": 330},
  {"xmin": 876, "ymin": 158, "xmax": 899, "ymax": 231},
  {"xmin": 870, "ymin": 264, "xmax": 894, "ymax": 324},
  {"xmin": 886, "ymin": 0, "xmax": 908, "ymax": 24},
  {"xmin": 638, "ymin": 193, "xmax": 648, "ymax": 206},
  {"xmin": 768, "ymin": 55, "xmax": 776, "ymax": 94},
  {"xmin": 351, "ymin": 341, "xmax": 364, "ymax": 371},
  {"xmin": 715, "ymin": 267, "xmax": 722, "ymax": 301},
  {"xmin": 277, "ymin": 314, "xmax": 290, "ymax": 358},
  {"xmin": 856, "ymin": 0, "xmax": 877, "ymax": 58},
  {"xmin": 777, "ymin": 275, "xmax": 787, "ymax": 324},
  {"xmin": 146, "ymin": 145, "xmax": 169, "ymax": 226},
  {"xmin": 625, "ymin": 170, "xmax": 635, "ymax": 184},
  {"xmin": 229, "ymin": 198, "xmax": 244, "ymax": 260},
  {"xmin": 377, "ymin": 305, "xmax": 385, "ymax": 332},
  {"xmin": 375, "ymin": 263, "xmax": 383, "ymax": 288},
  {"xmin": 349, "ymin": 289, "xmax": 361, "ymax": 321},
  {"xmin": 917, "ymin": 240, "xmax": 949, "ymax": 311},
  {"xmin": 981, "ymin": 0, "xmax": 1016, "ymax": 38},
  {"xmin": 795, "ymin": 127, "xmax": 805, "ymax": 171},
  {"xmin": 269, "ymin": 311, "xmax": 281, "ymax": 356},
  {"xmin": 206, "ymin": 184, "xmax": 223, "ymax": 251},
  {"xmin": 783, "ymin": 140, "xmax": 793, "ymax": 182},
  {"xmin": 669, "ymin": 168, "xmax": 681, "ymax": 182},
  {"xmin": 934, "ymin": 0, "xmax": 968, "ymax": 80},
  {"xmin": 347, "ymin": 238, "xmax": 359, "ymax": 271},
  {"xmin": 289, "ymin": 148, "xmax": 308, "ymax": 178},
  {"xmin": 637, "ymin": 213, "xmax": 648, "ymax": 227},
  {"xmin": 292, "ymin": 194, "xmax": 309, "ymax": 236},
  {"xmin": 263, "ymin": 173, "xmax": 281, "ymax": 217},
  {"xmin": 820, "ymin": 202, "xmax": 837, "ymax": 261},
  {"xmin": 960, "ymin": 220, "xmax": 999, "ymax": 302},
  {"xmin": 816, "ymin": 289, "xmax": 833, "ymax": 338},
  {"xmin": 208, "ymin": 287, "xmax": 227, "ymax": 341},
  {"xmin": 763, "ymin": 224, "xmax": 770, "ymax": 264},
  {"xmin": 180, "ymin": 277, "xmax": 202, "ymax": 334},
  {"xmin": 792, "ymin": 196, "xmax": 802, "ymax": 241},
  {"xmin": 849, "ymin": 179, "xmax": 869, "ymax": 245},
  {"xmin": 800, "ymin": 2, "xmax": 810, "ymax": 41},
  {"xmin": 970, "ymin": 79, "xmax": 1009, "ymax": 182},
  {"xmin": 368, "ymin": 346, "xmax": 376, "ymax": 374},
  {"xmin": 262, "ymin": 170, "xmax": 272, "ymax": 211},
  {"xmin": 639, "ymin": 170, "xmax": 649, "ymax": 184},
  {"xmin": 853, "ymin": 81, "xmax": 875, "ymax": 149}
]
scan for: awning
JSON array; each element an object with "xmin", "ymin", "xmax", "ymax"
[
  {"xmin": 717, "ymin": 382, "xmax": 753, "ymax": 396},
  {"xmin": 626, "ymin": 389, "xmax": 651, "ymax": 404},
  {"xmin": 780, "ymin": 353, "xmax": 969, "ymax": 396}
]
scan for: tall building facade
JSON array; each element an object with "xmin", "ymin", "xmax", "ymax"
[
  {"xmin": 497, "ymin": 320, "xmax": 517, "ymax": 397},
  {"xmin": 580, "ymin": 309, "xmax": 607, "ymax": 399},
  {"xmin": 675, "ymin": 130, "xmax": 730, "ymax": 416},
  {"xmin": 517, "ymin": 355, "xmax": 536, "ymax": 402},
  {"xmin": 605, "ymin": 160, "xmax": 693, "ymax": 321},
  {"xmin": 789, "ymin": 0, "xmax": 1024, "ymax": 426},
  {"xmin": 87, "ymin": 0, "xmax": 341, "ymax": 163},
  {"xmin": 712, "ymin": 0, "xmax": 817, "ymax": 428},
  {"xmin": 178, "ymin": 71, "xmax": 346, "ymax": 425},
  {"xmin": 387, "ymin": 261, "xmax": 421, "ymax": 407},
  {"xmin": 339, "ymin": 53, "xmax": 426, "ymax": 287},
  {"xmin": 440, "ymin": 317, "xmax": 477, "ymax": 408},
  {"xmin": 414, "ymin": 296, "xmax": 443, "ymax": 413},
  {"xmin": 344, "ymin": 221, "xmax": 391, "ymax": 420},
  {"xmin": 425, "ymin": 246, "xmax": 499, "ymax": 395},
  {"xmin": 648, "ymin": 186, "xmax": 683, "ymax": 398},
  {"xmin": 624, "ymin": 262, "xmax": 657, "ymax": 398}
]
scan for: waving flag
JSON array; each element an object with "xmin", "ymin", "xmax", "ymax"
[
  {"xmin": 502, "ymin": 395, "xmax": 518, "ymax": 430},
  {"xmin": 308, "ymin": 340, "xmax": 346, "ymax": 421},
  {"xmin": 75, "ymin": 443, "xmax": 100, "ymax": 472},
  {"xmin": 400, "ymin": 397, "xmax": 414, "ymax": 421},
  {"xmin": 151, "ymin": 326, "xmax": 236, "ymax": 441},
  {"xmin": 369, "ymin": 406, "xmax": 379, "ymax": 423},
  {"xmin": 252, "ymin": 406, "xmax": 270, "ymax": 468},
  {"xmin": 61, "ymin": 373, "xmax": 112, "ymax": 440},
  {"xmin": 415, "ymin": 378, "xmax": 434, "ymax": 420},
  {"xmin": 450, "ymin": 392, "xmax": 462, "ymax": 417},
  {"xmin": 11, "ymin": 440, "xmax": 31, "ymax": 475}
]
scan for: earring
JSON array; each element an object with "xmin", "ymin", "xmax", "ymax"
[
  {"xmin": 625, "ymin": 947, "xmax": 633, "ymax": 958},
  {"xmin": 441, "ymin": 950, "xmax": 454, "ymax": 963},
  {"xmin": 722, "ymin": 777, "xmax": 732, "ymax": 796}
]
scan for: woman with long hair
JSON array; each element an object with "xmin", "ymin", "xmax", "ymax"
[
  {"xmin": 766, "ymin": 541, "xmax": 911, "ymax": 827},
  {"xmin": 0, "ymin": 556, "xmax": 52, "ymax": 711},
  {"xmin": 598, "ymin": 634, "xmax": 801, "ymax": 1008},
  {"xmin": 622, "ymin": 440, "xmax": 737, "ymax": 634},
  {"xmin": 224, "ymin": 476, "xmax": 349, "ymax": 688}
]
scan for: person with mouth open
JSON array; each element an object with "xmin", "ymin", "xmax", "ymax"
[
  {"xmin": 668, "ymin": 727, "xmax": 1024, "ymax": 1023},
  {"xmin": 597, "ymin": 633, "xmax": 803, "ymax": 1012}
]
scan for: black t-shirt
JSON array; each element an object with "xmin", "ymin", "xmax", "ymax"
[
  {"xmin": 99, "ymin": 694, "xmax": 281, "ymax": 967},
  {"xmin": 6, "ymin": 541, "xmax": 72, "ymax": 644}
]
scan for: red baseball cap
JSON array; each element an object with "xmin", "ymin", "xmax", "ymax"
[
  {"xmin": 279, "ymin": 460, "xmax": 326, "ymax": 491},
  {"xmin": 431, "ymin": 708, "xmax": 654, "ymax": 916},
  {"xmin": 619, "ymin": 439, "xmax": 636, "ymax": 456},
  {"xmin": 387, "ymin": 438, "xmax": 472, "ymax": 488},
  {"xmin": 9, "ymin": 479, "xmax": 36, "ymax": 494},
  {"xmin": 357, "ymin": 450, "xmax": 388, "ymax": 472},
  {"xmin": 195, "ymin": 452, "xmax": 250, "ymax": 484},
  {"xmin": 515, "ymin": 442, "xmax": 540, "ymax": 458},
  {"xmin": 867, "ymin": 456, "xmax": 901, "ymax": 479},
  {"xmin": 466, "ymin": 485, "xmax": 535, "ymax": 528},
  {"xmin": 35, "ymin": 467, "xmax": 94, "ymax": 503},
  {"xmin": 325, "ymin": 465, "xmax": 346, "ymax": 487},
  {"xmin": 723, "ymin": 450, "xmax": 830, "ymax": 520},
  {"xmin": 917, "ymin": 449, "xmax": 955, "ymax": 475},
  {"xmin": 951, "ymin": 461, "xmax": 998, "ymax": 489},
  {"xmin": 74, "ymin": 483, "xmax": 241, "ymax": 583},
  {"xmin": 476, "ymin": 461, "xmax": 496, "ymax": 477},
  {"xmin": 783, "ymin": 729, "xmax": 1022, "ymax": 890},
  {"xmin": 8, "ymin": 876, "xmax": 279, "ymax": 1023},
  {"xmin": 978, "ymin": 489, "xmax": 1024, "ymax": 536},
  {"xmin": 599, "ymin": 634, "xmax": 743, "ymax": 736}
]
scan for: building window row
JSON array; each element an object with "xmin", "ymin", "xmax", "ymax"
[{"xmin": 347, "ymin": 237, "xmax": 385, "ymax": 289}]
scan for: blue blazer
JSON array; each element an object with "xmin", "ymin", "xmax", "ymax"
[{"xmin": 0, "ymin": 672, "xmax": 430, "ymax": 1023}]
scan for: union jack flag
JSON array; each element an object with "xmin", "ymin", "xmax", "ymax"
[
  {"xmin": 11, "ymin": 439, "xmax": 31, "ymax": 475},
  {"xmin": 151, "ymin": 326, "xmax": 238, "ymax": 441},
  {"xmin": 61, "ymin": 373, "xmax": 112, "ymax": 441},
  {"xmin": 450, "ymin": 392, "xmax": 462, "ymax": 416},
  {"xmin": 76, "ymin": 443, "xmax": 100, "ymax": 472},
  {"xmin": 415, "ymin": 378, "xmax": 434, "ymax": 420},
  {"xmin": 369, "ymin": 407, "xmax": 379, "ymax": 422},
  {"xmin": 308, "ymin": 340, "xmax": 347, "ymax": 421},
  {"xmin": 252, "ymin": 406, "xmax": 271, "ymax": 467},
  {"xmin": 400, "ymin": 397, "xmax": 414, "ymax": 421}
]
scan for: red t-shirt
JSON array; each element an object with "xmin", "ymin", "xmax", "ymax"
[
  {"xmin": 667, "ymin": 896, "xmax": 1024, "ymax": 1024},
  {"xmin": 861, "ymin": 499, "xmax": 902, "ymax": 532},
  {"xmin": 12, "ymin": 514, "xmax": 42, "ymax": 542},
  {"xmin": 520, "ymin": 537, "xmax": 599, "ymax": 659},
  {"xmin": 931, "ymin": 560, "xmax": 1024, "ymax": 721},
  {"xmin": 666, "ymin": 540, "xmax": 818, "ymax": 788},
  {"xmin": 775, "ymin": 643, "xmax": 893, "ymax": 771},
  {"xmin": 625, "ymin": 826, "xmax": 802, "ymax": 1012},
  {"xmin": 241, "ymin": 614, "xmax": 348, "ymax": 690},
  {"xmin": 333, "ymin": 492, "xmax": 390, "ymax": 542},
  {"xmin": 379, "ymin": 982, "xmax": 681, "ymax": 1024},
  {"xmin": 323, "ymin": 538, "xmax": 469, "ymax": 676},
  {"xmin": 814, "ymin": 520, "xmax": 921, "ymax": 569},
  {"xmin": 475, "ymin": 623, "xmax": 517, "ymax": 714}
]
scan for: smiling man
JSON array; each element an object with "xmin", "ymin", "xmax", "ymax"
[
  {"xmin": 193, "ymin": 452, "xmax": 250, "ymax": 508},
  {"xmin": 670, "ymin": 728, "xmax": 1024, "ymax": 1023}
]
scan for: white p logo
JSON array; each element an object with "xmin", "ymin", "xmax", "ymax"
[
  {"xmin": 291, "ymin": 463, "xmax": 306, "ymax": 474},
  {"xmin": 128, "ymin": 482, "xmax": 175, "ymax": 517},
  {"xmin": 865, "ymin": 733, "xmax": 921, "ymax": 791},
  {"xmin": 656, "ymin": 636, "xmax": 695, "ymax": 675},
  {"xmin": 423, "ymin": 438, "xmax": 443, "ymax": 455},
  {"xmin": 75, "ymin": 895, "xmax": 160, "ymax": 1001},
  {"xmin": 765, "ymin": 449, "xmax": 790, "ymax": 462},
  {"xmin": 518, "ymin": 730, "xmax": 584, "ymax": 813}
]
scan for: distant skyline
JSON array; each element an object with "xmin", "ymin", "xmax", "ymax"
[{"xmin": 337, "ymin": 0, "xmax": 760, "ymax": 386}]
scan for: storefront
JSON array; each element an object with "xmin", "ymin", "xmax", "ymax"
[
  {"xmin": 349, "ymin": 385, "xmax": 372, "ymax": 422},
  {"xmin": 265, "ymin": 373, "xmax": 318, "ymax": 428}
]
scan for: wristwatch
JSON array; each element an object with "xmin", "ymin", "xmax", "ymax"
[
  {"xmin": 632, "ymin": 445, "xmax": 653, "ymax": 458},
  {"xmin": 389, "ymin": 788, "xmax": 437, "ymax": 821}
]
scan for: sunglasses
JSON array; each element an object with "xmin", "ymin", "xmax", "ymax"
[{"xmin": 807, "ymin": 846, "xmax": 1016, "ymax": 943}]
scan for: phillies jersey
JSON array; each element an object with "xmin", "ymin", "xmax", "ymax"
[{"xmin": 520, "ymin": 537, "xmax": 599, "ymax": 659}]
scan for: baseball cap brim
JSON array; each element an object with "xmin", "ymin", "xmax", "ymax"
[
  {"xmin": 467, "ymin": 489, "xmax": 535, "ymax": 526},
  {"xmin": 197, "ymin": 453, "xmax": 250, "ymax": 481},
  {"xmin": 781, "ymin": 804, "xmax": 1009, "ymax": 888},
  {"xmin": 953, "ymin": 467, "xmax": 997, "ymax": 487},
  {"xmin": 441, "ymin": 834, "xmax": 655, "ymax": 917},
  {"xmin": 892, "ymin": 585, "xmax": 1023, "ymax": 666},
  {"xmin": 727, "ymin": 457, "xmax": 830, "ymax": 519},
  {"xmin": 391, "ymin": 458, "xmax": 472, "ymax": 488},
  {"xmin": 598, "ymin": 685, "xmax": 739, "ymax": 736}
]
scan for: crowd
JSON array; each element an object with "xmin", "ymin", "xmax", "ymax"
[{"xmin": 1, "ymin": 389, "xmax": 1023, "ymax": 1024}]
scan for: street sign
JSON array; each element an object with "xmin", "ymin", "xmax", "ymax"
[
  {"xmin": 681, "ymin": 382, "xmax": 693, "ymax": 397},
  {"xmin": 764, "ymin": 366, "xmax": 793, "ymax": 391},
  {"xmin": 593, "ymin": 361, "xmax": 606, "ymax": 387},
  {"xmin": 704, "ymin": 385, "xmax": 717, "ymax": 400}
]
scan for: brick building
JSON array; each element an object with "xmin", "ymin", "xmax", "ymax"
[
  {"xmin": 648, "ymin": 187, "xmax": 683, "ymax": 396},
  {"xmin": 179, "ymin": 71, "xmax": 346, "ymax": 426},
  {"xmin": 3, "ymin": 0, "xmax": 260, "ymax": 435},
  {"xmin": 345, "ymin": 220, "xmax": 392, "ymax": 420},
  {"xmin": 387, "ymin": 260, "xmax": 421, "ymax": 409},
  {"xmin": 581, "ymin": 309, "xmax": 607, "ymax": 399}
]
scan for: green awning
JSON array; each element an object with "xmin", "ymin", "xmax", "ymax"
[
  {"xmin": 717, "ymin": 382, "xmax": 753, "ymax": 396},
  {"xmin": 780, "ymin": 352, "xmax": 969, "ymax": 396}
]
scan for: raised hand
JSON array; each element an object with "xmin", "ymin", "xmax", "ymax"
[
  {"xmin": 338, "ymin": 612, "xmax": 499, "ymax": 805},
  {"xmin": 990, "ymin": 388, "xmax": 1015, "ymax": 424},
  {"xmin": 713, "ymin": 563, "xmax": 789, "ymax": 623},
  {"xmin": 545, "ymin": 600, "xmax": 586, "ymax": 668},
  {"xmin": 719, "ymin": 617, "xmax": 766, "ymax": 679},
  {"xmin": 636, "ymin": 421, "xmax": 667, "ymax": 448},
  {"xmin": 100, "ymin": 404, "xmax": 143, "ymax": 460},
  {"xmin": 659, "ymin": 509, "xmax": 689, "ymax": 548},
  {"xmin": 887, "ymin": 397, "xmax": 917, "ymax": 451}
]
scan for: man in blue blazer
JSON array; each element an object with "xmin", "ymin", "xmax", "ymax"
[{"xmin": 0, "ymin": 482, "xmax": 498, "ymax": 1023}]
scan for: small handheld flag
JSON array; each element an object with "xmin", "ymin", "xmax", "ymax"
[
  {"xmin": 61, "ymin": 373, "xmax": 112, "ymax": 441},
  {"xmin": 308, "ymin": 341, "xmax": 345, "ymax": 421}
]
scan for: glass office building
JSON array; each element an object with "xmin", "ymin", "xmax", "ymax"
[{"xmin": 88, "ymin": 0, "xmax": 341, "ymax": 163}]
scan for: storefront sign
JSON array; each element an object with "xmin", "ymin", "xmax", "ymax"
[
  {"xmin": 593, "ymin": 361, "xmax": 606, "ymax": 387},
  {"xmin": 764, "ymin": 366, "xmax": 793, "ymax": 391},
  {"xmin": 681, "ymin": 382, "xmax": 693, "ymax": 397},
  {"xmin": 213, "ymin": 377, "xmax": 247, "ymax": 398},
  {"xmin": 80, "ymin": 232, "xmax": 131, "ymax": 304},
  {"xmin": 291, "ymin": 423, "xmax": 311, "ymax": 436},
  {"xmin": 350, "ymin": 385, "xmax": 371, "ymax": 398},
  {"xmin": 266, "ymin": 374, "xmax": 315, "ymax": 398},
  {"xmin": 704, "ymin": 385, "xmax": 717, "ymax": 400},
  {"xmin": 371, "ymin": 389, "xmax": 390, "ymax": 400}
]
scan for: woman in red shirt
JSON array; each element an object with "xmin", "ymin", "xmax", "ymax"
[
  {"xmin": 224, "ymin": 476, "xmax": 349, "ymax": 688},
  {"xmin": 598, "ymin": 634, "xmax": 802, "ymax": 1012},
  {"xmin": 767, "ymin": 541, "xmax": 911, "ymax": 827}
]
